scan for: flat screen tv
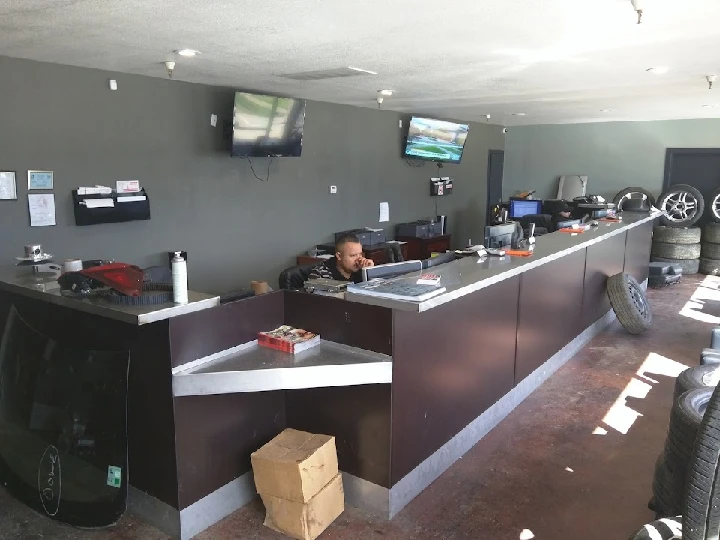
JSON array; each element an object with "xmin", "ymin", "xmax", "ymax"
[
  {"xmin": 232, "ymin": 92, "xmax": 306, "ymax": 157},
  {"xmin": 403, "ymin": 116, "xmax": 469, "ymax": 163}
]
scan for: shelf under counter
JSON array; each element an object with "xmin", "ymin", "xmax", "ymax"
[{"xmin": 172, "ymin": 340, "xmax": 392, "ymax": 396}]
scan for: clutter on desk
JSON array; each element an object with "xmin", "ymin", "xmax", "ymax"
[
  {"xmin": 304, "ymin": 278, "xmax": 347, "ymax": 298},
  {"xmin": 347, "ymin": 277, "xmax": 446, "ymax": 302},
  {"xmin": 72, "ymin": 184, "xmax": 150, "ymax": 226},
  {"xmin": 258, "ymin": 325, "xmax": 320, "ymax": 354}
]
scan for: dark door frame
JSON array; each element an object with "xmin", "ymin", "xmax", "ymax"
[
  {"xmin": 486, "ymin": 149, "xmax": 504, "ymax": 225},
  {"xmin": 663, "ymin": 148, "xmax": 720, "ymax": 191}
]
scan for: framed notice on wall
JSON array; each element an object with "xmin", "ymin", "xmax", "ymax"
[
  {"xmin": 0, "ymin": 171, "xmax": 17, "ymax": 200},
  {"xmin": 28, "ymin": 170, "xmax": 54, "ymax": 190}
]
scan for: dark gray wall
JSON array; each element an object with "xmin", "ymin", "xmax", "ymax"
[
  {"xmin": 0, "ymin": 56, "xmax": 503, "ymax": 293},
  {"xmin": 503, "ymin": 119, "xmax": 720, "ymax": 202}
]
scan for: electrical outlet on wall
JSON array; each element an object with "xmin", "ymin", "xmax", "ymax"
[{"xmin": 330, "ymin": 185, "xmax": 337, "ymax": 194}]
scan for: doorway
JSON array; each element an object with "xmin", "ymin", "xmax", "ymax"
[
  {"xmin": 487, "ymin": 150, "xmax": 504, "ymax": 225},
  {"xmin": 664, "ymin": 149, "xmax": 720, "ymax": 226}
]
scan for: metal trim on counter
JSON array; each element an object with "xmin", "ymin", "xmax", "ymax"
[
  {"xmin": 346, "ymin": 212, "xmax": 660, "ymax": 312},
  {"xmin": 0, "ymin": 265, "xmax": 219, "ymax": 325},
  {"xmin": 172, "ymin": 340, "xmax": 392, "ymax": 396}
]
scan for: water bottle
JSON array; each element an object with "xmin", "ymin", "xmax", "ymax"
[{"xmin": 172, "ymin": 251, "xmax": 188, "ymax": 304}]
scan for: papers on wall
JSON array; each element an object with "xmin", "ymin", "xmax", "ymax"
[
  {"xmin": 28, "ymin": 193, "xmax": 56, "ymax": 227},
  {"xmin": 82, "ymin": 198, "xmax": 114, "ymax": 208},
  {"xmin": 78, "ymin": 186, "xmax": 112, "ymax": 195},
  {"xmin": 379, "ymin": 202, "xmax": 389, "ymax": 223},
  {"xmin": 28, "ymin": 170, "xmax": 53, "ymax": 190},
  {"xmin": 116, "ymin": 180, "xmax": 140, "ymax": 193},
  {"xmin": 0, "ymin": 171, "xmax": 17, "ymax": 200},
  {"xmin": 117, "ymin": 195, "xmax": 147, "ymax": 203}
]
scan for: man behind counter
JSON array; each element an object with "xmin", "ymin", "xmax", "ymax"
[{"xmin": 308, "ymin": 234, "xmax": 374, "ymax": 284}]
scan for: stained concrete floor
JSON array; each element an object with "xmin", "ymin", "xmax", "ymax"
[{"xmin": 3, "ymin": 274, "xmax": 720, "ymax": 540}]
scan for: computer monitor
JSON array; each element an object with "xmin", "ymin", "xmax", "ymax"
[
  {"xmin": 509, "ymin": 199, "xmax": 542, "ymax": 219},
  {"xmin": 362, "ymin": 260, "xmax": 422, "ymax": 282},
  {"xmin": 555, "ymin": 219, "xmax": 582, "ymax": 230},
  {"xmin": 484, "ymin": 223, "xmax": 517, "ymax": 248}
]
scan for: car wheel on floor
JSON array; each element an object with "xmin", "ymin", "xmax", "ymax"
[
  {"xmin": 653, "ymin": 226, "xmax": 702, "ymax": 244},
  {"xmin": 628, "ymin": 515, "xmax": 682, "ymax": 539},
  {"xmin": 674, "ymin": 365, "xmax": 720, "ymax": 402},
  {"xmin": 607, "ymin": 273, "xmax": 652, "ymax": 334},
  {"xmin": 651, "ymin": 256, "xmax": 701, "ymax": 275},
  {"xmin": 683, "ymin": 384, "xmax": 720, "ymax": 540},
  {"xmin": 709, "ymin": 188, "xmax": 720, "ymax": 223}
]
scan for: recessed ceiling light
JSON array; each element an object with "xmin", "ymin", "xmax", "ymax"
[
  {"xmin": 511, "ymin": 113, "xmax": 526, "ymax": 116},
  {"xmin": 378, "ymin": 89, "xmax": 393, "ymax": 96},
  {"xmin": 702, "ymin": 104, "xmax": 718, "ymax": 108},
  {"xmin": 175, "ymin": 49, "xmax": 200, "ymax": 57},
  {"xmin": 646, "ymin": 66, "xmax": 669, "ymax": 75},
  {"xmin": 348, "ymin": 66, "xmax": 378, "ymax": 75},
  {"xmin": 600, "ymin": 109, "xmax": 614, "ymax": 112}
]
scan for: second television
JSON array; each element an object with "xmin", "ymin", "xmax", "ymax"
[
  {"xmin": 232, "ymin": 92, "xmax": 306, "ymax": 157},
  {"xmin": 403, "ymin": 116, "xmax": 469, "ymax": 163}
]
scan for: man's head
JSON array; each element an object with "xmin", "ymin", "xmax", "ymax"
[
  {"xmin": 559, "ymin": 203, "xmax": 573, "ymax": 219},
  {"xmin": 335, "ymin": 234, "xmax": 363, "ymax": 274}
]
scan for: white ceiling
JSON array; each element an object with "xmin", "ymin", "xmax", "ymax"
[{"xmin": 2, "ymin": 0, "xmax": 720, "ymax": 126}]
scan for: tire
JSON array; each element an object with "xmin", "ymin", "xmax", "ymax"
[
  {"xmin": 651, "ymin": 242, "xmax": 701, "ymax": 259},
  {"xmin": 704, "ymin": 222, "xmax": 720, "ymax": 243},
  {"xmin": 674, "ymin": 365, "xmax": 720, "ymax": 402},
  {"xmin": 651, "ymin": 256, "xmax": 700, "ymax": 275},
  {"xmin": 682, "ymin": 384, "xmax": 720, "ymax": 540},
  {"xmin": 658, "ymin": 184, "xmax": 705, "ymax": 228},
  {"xmin": 613, "ymin": 187, "xmax": 656, "ymax": 211},
  {"xmin": 606, "ymin": 272, "xmax": 652, "ymax": 334},
  {"xmin": 652, "ymin": 453, "xmax": 684, "ymax": 517},
  {"xmin": 653, "ymin": 226, "xmax": 702, "ymax": 244},
  {"xmin": 699, "ymin": 258, "xmax": 720, "ymax": 276},
  {"xmin": 628, "ymin": 515, "xmax": 682, "ymax": 539},
  {"xmin": 709, "ymin": 187, "xmax": 720, "ymax": 223},
  {"xmin": 702, "ymin": 242, "xmax": 720, "ymax": 260}
]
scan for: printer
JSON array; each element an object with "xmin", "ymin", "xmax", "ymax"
[
  {"xmin": 395, "ymin": 220, "xmax": 443, "ymax": 238},
  {"xmin": 334, "ymin": 228, "xmax": 386, "ymax": 247}
]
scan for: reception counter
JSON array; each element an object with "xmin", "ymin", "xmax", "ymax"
[{"xmin": 0, "ymin": 211, "xmax": 656, "ymax": 539}]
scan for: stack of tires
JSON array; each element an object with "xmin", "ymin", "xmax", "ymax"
[
  {"xmin": 700, "ymin": 223, "xmax": 720, "ymax": 275},
  {"xmin": 651, "ymin": 226, "xmax": 701, "ymax": 275}
]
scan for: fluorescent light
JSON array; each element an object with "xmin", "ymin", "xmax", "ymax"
[
  {"xmin": 511, "ymin": 113, "xmax": 526, "ymax": 116},
  {"xmin": 348, "ymin": 66, "xmax": 378, "ymax": 75},
  {"xmin": 702, "ymin": 104, "xmax": 718, "ymax": 108},
  {"xmin": 646, "ymin": 66, "xmax": 669, "ymax": 74},
  {"xmin": 378, "ymin": 89, "xmax": 393, "ymax": 96},
  {"xmin": 175, "ymin": 49, "xmax": 200, "ymax": 57},
  {"xmin": 600, "ymin": 109, "xmax": 614, "ymax": 112}
]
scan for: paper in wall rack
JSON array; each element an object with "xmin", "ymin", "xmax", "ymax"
[
  {"xmin": 72, "ymin": 188, "xmax": 151, "ymax": 226},
  {"xmin": 430, "ymin": 177, "xmax": 453, "ymax": 197}
]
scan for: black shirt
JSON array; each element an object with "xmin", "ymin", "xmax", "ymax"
[{"xmin": 308, "ymin": 258, "xmax": 363, "ymax": 284}]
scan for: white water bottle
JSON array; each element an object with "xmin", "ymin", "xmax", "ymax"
[{"xmin": 172, "ymin": 251, "xmax": 188, "ymax": 304}]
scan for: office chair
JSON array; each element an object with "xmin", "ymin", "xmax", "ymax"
[
  {"xmin": 422, "ymin": 251, "xmax": 457, "ymax": 269},
  {"xmin": 383, "ymin": 243, "xmax": 404, "ymax": 263},
  {"xmin": 278, "ymin": 264, "xmax": 316, "ymax": 290},
  {"xmin": 518, "ymin": 214, "xmax": 552, "ymax": 236}
]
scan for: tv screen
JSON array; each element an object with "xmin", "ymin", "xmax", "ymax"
[
  {"xmin": 232, "ymin": 92, "xmax": 306, "ymax": 157},
  {"xmin": 404, "ymin": 117, "xmax": 469, "ymax": 163}
]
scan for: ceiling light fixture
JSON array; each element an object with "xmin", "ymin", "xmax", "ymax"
[
  {"xmin": 511, "ymin": 113, "xmax": 526, "ymax": 116},
  {"xmin": 707, "ymin": 75, "xmax": 717, "ymax": 90},
  {"xmin": 175, "ymin": 49, "xmax": 200, "ymax": 57},
  {"xmin": 378, "ymin": 89, "xmax": 393, "ymax": 96},
  {"xmin": 600, "ymin": 109, "xmax": 614, "ymax": 112},
  {"xmin": 702, "ymin": 104, "xmax": 718, "ymax": 108},
  {"xmin": 630, "ymin": 0, "xmax": 644, "ymax": 24},
  {"xmin": 646, "ymin": 66, "xmax": 669, "ymax": 75},
  {"xmin": 348, "ymin": 66, "xmax": 378, "ymax": 75}
]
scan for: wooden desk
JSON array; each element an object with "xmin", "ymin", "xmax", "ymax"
[
  {"xmin": 395, "ymin": 235, "xmax": 451, "ymax": 260},
  {"xmin": 297, "ymin": 243, "xmax": 409, "ymax": 267}
]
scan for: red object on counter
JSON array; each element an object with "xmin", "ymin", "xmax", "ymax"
[{"xmin": 79, "ymin": 263, "xmax": 144, "ymax": 296}]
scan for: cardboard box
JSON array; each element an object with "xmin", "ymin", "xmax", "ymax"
[
  {"xmin": 251, "ymin": 429, "xmax": 338, "ymax": 503},
  {"xmin": 261, "ymin": 473, "xmax": 344, "ymax": 540}
]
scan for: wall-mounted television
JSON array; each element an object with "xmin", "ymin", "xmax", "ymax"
[
  {"xmin": 232, "ymin": 92, "xmax": 306, "ymax": 157},
  {"xmin": 403, "ymin": 116, "xmax": 469, "ymax": 163}
]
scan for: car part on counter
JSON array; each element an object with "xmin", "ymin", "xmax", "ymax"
[
  {"xmin": 606, "ymin": 272, "xmax": 652, "ymax": 334},
  {"xmin": 105, "ymin": 283, "xmax": 173, "ymax": 305},
  {"xmin": 628, "ymin": 515, "xmax": 682, "ymax": 540},
  {"xmin": 651, "ymin": 256, "xmax": 700, "ymax": 275},
  {"xmin": 653, "ymin": 225, "xmax": 702, "ymax": 244},
  {"xmin": 674, "ymin": 365, "xmax": 720, "ymax": 402},
  {"xmin": 78, "ymin": 263, "xmax": 143, "ymax": 296},
  {"xmin": 709, "ymin": 187, "xmax": 720, "ymax": 223},
  {"xmin": 683, "ymin": 384, "xmax": 720, "ymax": 540},
  {"xmin": 657, "ymin": 184, "xmax": 705, "ymax": 227},
  {"xmin": 612, "ymin": 187, "xmax": 656, "ymax": 212},
  {"xmin": 651, "ymin": 242, "xmax": 701, "ymax": 260}
]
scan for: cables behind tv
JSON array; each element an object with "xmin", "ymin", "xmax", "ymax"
[
  {"xmin": 245, "ymin": 157, "xmax": 274, "ymax": 182},
  {"xmin": 404, "ymin": 157, "xmax": 426, "ymax": 168}
]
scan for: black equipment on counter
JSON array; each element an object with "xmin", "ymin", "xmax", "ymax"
[{"xmin": 395, "ymin": 220, "xmax": 443, "ymax": 238}]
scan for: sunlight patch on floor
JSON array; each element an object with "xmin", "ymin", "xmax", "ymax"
[
  {"xmin": 679, "ymin": 275, "xmax": 720, "ymax": 324},
  {"xmin": 519, "ymin": 529, "xmax": 535, "ymax": 540}
]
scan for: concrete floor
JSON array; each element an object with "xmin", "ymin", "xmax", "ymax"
[{"xmin": 3, "ymin": 274, "xmax": 720, "ymax": 540}]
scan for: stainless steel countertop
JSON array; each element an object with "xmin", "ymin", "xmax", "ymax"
[
  {"xmin": 0, "ymin": 265, "xmax": 219, "ymax": 325},
  {"xmin": 172, "ymin": 340, "xmax": 392, "ymax": 395},
  {"xmin": 345, "ymin": 211, "xmax": 660, "ymax": 312}
]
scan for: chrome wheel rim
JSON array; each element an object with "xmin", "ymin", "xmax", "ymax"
[
  {"xmin": 661, "ymin": 191, "xmax": 699, "ymax": 222},
  {"xmin": 628, "ymin": 280, "xmax": 649, "ymax": 319},
  {"xmin": 713, "ymin": 192, "xmax": 720, "ymax": 221}
]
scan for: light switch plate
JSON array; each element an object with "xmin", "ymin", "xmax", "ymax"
[{"xmin": 330, "ymin": 185, "xmax": 337, "ymax": 194}]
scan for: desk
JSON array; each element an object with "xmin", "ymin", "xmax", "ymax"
[
  {"xmin": 297, "ymin": 243, "xmax": 409, "ymax": 266},
  {"xmin": 395, "ymin": 234, "xmax": 451, "ymax": 260}
]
